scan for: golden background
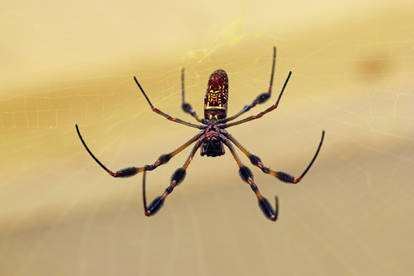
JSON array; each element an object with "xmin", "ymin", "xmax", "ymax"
[{"xmin": 1, "ymin": 1, "xmax": 413, "ymax": 275}]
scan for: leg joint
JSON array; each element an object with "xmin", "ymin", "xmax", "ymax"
[
  {"xmin": 239, "ymin": 166, "xmax": 253, "ymax": 183},
  {"xmin": 171, "ymin": 168, "xmax": 186, "ymax": 185},
  {"xmin": 262, "ymin": 167, "xmax": 270, "ymax": 173},
  {"xmin": 182, "ymin": 103, "xmax": 193, "ymax": 113},
  {"xmin": 249, "ymin": 155, "xmax": 262, "ymax": 166},
  {"xmin": 250, "ymin": 183, "xmax": 258, "ymax": 192},
  {"xmin": 165, "ymin": 186, "xmax": 174, "ymax": 194},
  {"xmin": 158, "ymin": 154, "xmax": 171, "ymax": 164},
  {"xmin": 276, "ymin": 171, "xmax": 295, "ymax": 183},
  {"xmin": 256, "ymin": 93, "xmax": 270, "ymax": 104},
  {"xmin": 145, "ymin": 164, "xmax": 155, "ymax": 171},
  {"xmin": 115, "ymin": 167, "xmax": 138, "ymax": 177}
]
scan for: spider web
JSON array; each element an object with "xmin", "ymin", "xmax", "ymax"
[{"xmin": 1, "ymin": 2, "xmax": 414, "ymax": 276}]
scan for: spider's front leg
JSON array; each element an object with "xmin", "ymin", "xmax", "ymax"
[
  {"xmin": 180, "ymin": 68, "xmax": 205, "ymax": 124},
  {"xmin": 222, "ymin": 131, "xmax": 325, "ymax": 184},
  {"xmin": 222, "ymin": 136, "xmax": 278, "ymax": 221},
  {"xmin": 218, "ymin": 47, "xmax": 277, "ymax": 124},
  {"xmin": 142, "ymin": 137, "xmax": 204, "ymax": 216},
  {"xmin": 75, "ymin": 124, "xmax": 203, "ymax": 177},
  {"xmin": 217, "ymin": 71, "xmax": 292, "ymax": 128},
  {"xmin": 133, "ymin": 76, "xmax": 205, "ymax": 129}
]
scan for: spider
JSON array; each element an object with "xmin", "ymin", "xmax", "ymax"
[{"xmin": 75, "ymin": 47, "xmax": 325, "ymax": 222}]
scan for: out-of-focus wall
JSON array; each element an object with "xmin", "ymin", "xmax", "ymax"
[{"xmin": 1, "ymin": 1, "xmax": 413, "ymax": 275}]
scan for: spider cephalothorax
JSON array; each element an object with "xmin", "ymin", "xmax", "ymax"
[{"xmin": 75, "ymin": 47, "xmax": 325, "ymax": 222}]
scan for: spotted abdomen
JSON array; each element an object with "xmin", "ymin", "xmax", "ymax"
[{"xmin": 204, "ymin": 69, "xmax": 228, "ymax": 120}]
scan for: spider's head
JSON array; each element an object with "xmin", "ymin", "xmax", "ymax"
[{"xmin": 204, "ymin": 69, "xmax": 228, "ymax": 120}]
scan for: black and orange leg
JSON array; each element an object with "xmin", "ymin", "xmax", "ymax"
[
  {"xmin": 218, "ymin": 47, "xmax": 277, "ymax": 124},
  {"xmin": 222, "ymin": 136, "xmax": 278, "ymax": 221},
  {"xmin": 142, "ymin": 137, "xmax": 204, "ymax": 216},
  {"xmin": 218, "ymin": 71, "xmax": 292, "ymax": 129},
  {"xmin": 133, "ymin": 76, "xmax": 205, "ymax": 129},
  {"xmin": 75, "ymin": 124, "xmax": 203, "ymax": 177},
  {"xmin": 180, "ymin": 68, "xmax": 205, "ymax": 124},
  {"xmin": 221, "ymin": 130, "xmax": 325, "ymax": 184}
]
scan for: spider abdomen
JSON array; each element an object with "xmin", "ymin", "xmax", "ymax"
[{"xmin": 204, "ymin": 69, "xmax": 228, "ymax": 120}]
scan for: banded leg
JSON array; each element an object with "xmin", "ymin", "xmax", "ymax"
[
  {"xmin": 218, "ymin": 46, "xmax": 277, "ymax": 124},
  {"xmin": 75, "ymin": 124, "xmax": 203, "ymax": 177},
  {"xmin": 143, "ymin": 137, "xmax": 204, "ymax": 216},
  {"xmin": 221, "ymin": 130, "xmax": 325, "ymax": 184},
  {"xmin": 180, "ymin": 68, "xmax": 204, "ymax": 123},
  {"xmin": 133, "ymin": 76, "xmax": 205, "ymax": 129},
  {"xmin": 218, "ymin": 71, "xmax": 292, "ymax": 129},
  {"xmin": 222, "ymin": 136, "xmax": 278, "ymax": 222}
]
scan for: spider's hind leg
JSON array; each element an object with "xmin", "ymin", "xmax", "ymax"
[
  {"xmin": 239, "ymin": 165, "xmax": 279, "ymax": 221},
  {"xmin": 223, "ymin": 131, "xmax": 325, "ymax": 184},
  {"xmin": 142, "ymin": 137, "xmax": 204, "ymax": 216},
  {"xmin": 142, "ymin": 168, "xmax": 186, "ymax": 216},
  {"xmin": 75, "ymin": 124, "xmax": 203, "ymax": 178},
  {"xmin": 222, "ymin": 136, "xmax": 278, "ymax": 221}
]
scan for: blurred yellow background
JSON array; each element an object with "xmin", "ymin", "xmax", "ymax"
[{"xmin": 1, "ymin": 1, "xmax": 413, "ymax": 275}]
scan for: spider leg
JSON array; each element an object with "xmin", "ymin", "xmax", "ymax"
[
  {"xmin": 142, "ymin": 136, "xmax": 204, "ymax": 216},
  {"xmin": 133, "ymin": 76, "xmax": 206, "ymax": 129},
  {"xmin": 75, "ymin": 124, "xmax": 203, "ymax": 177},
  {"xmin": 221, "ymin": 130, "xmax": 325, "ymax": 184},
  {"xmin": 218, "ymin": 46, "xmax": 277, "ymax": 124},
  {"xmin": 221, "ymin": 136, "xmax": 278, "ymax": 222},
  {"xmin": 217, "ymin": 71, "xmax": 292, "ymax": 129},
  {"xmin": 180, "ymin": 68, "xmax": 205, "ymax": 123}
]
